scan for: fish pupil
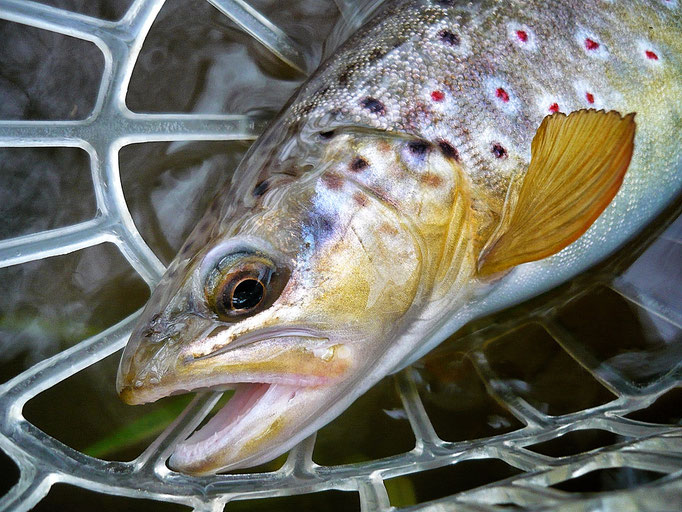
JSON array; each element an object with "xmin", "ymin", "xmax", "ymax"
[{"xmin": 230, "ymin": 279, "xmax": 265, "ymax": 310}]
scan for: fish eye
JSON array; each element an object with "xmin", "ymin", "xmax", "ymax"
[
  {"xmin": 230, "ymin": 278, "xmax": 265, "ymax": 310},
  {"xmin": 204, "ymin": 252, "xmax": 290, "ymax": 320}
]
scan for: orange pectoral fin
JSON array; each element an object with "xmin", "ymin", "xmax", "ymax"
[{"xmin": 477, "ymin": 109, "xmax": 636, "ymax": 277}]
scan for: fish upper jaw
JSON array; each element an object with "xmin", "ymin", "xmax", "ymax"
[{"xmin": 117, "ymin": 323, "xmax": 353, "ymax": 403}]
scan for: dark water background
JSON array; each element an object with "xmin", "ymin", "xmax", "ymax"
[{"xmin": 1, "ymin": 0, "xmax": 681, "ymax": 510}]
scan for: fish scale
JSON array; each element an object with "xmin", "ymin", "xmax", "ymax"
[{"xmin": 118, "ymin": 0, "xmax": 682, "ymax": 474}]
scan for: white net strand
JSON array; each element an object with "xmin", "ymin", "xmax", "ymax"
[{"xmin": 0, "ymin": 0, "xmax": 681, "ymax": 511}]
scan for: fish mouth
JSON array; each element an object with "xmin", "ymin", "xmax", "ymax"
[
  {"xmin": 168, "ymin": 379, "xmax": 306, "ymax": 474},
  {"xmin": 118, "ymin": 328, "xmax": 353, "ymax": 474},
  {"xmin": 164, "ymin": 367, "xmax": 343, "ymax": 474}
]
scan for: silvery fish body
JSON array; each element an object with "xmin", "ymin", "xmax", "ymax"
[{"xmin": 117, "ymin": 0, "xmax": 682, "ymax": 474}]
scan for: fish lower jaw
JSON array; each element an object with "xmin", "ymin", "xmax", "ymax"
[{"xmin": 169, "ymin": 381, "xmax": 304, "ymax": 474}]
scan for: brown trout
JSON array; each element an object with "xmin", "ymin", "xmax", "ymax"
[{"xmin": 117, "ymin": 0, "xmax": 682, "ymax": 474}]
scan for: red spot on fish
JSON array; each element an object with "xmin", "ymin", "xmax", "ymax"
[
  {"xmin": 353, "ymin": 192, "xmax": 369, "ymax": 207},
  {"xmin": 420, "ymin": 172, "xmax": 444, "ymax": 187},
  {"xmin": 496, "ymin": 87, "xmax": 510, "ymax": 102},
  {"xmin": 516, "ymin": 30, "xmax": 528, "ymax": 42},
  {"xmin": 322, "ymin": 172, "xmax": 344, "ymax": 190},
  {"xmin": 585, "ymin": 92, "xmax": 595, "ymax": 104},
  {"xmin": 431, "ymin": 90, "xmax": 445, "ymax": 102},
  {"xmin": 645, "ymin": 50, "xmax": 659, "ymax": 60},
  {"xmin": 549, "ymin": 102, "xmax": 560, "ymax": 113},
  {"xmin": 585, "ymin": 38, "xmax": 599, "ymax": 50},
  {"xmin": 379, "ymin": 223, "xmax": 399, "ymax": 236}
]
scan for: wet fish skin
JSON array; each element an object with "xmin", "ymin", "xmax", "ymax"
[{"xmin": 117, "ymin": 0, "xmax": 682, "ymax": 474}]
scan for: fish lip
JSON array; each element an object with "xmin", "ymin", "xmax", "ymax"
[
  {"xmin": 118, "ymin": 371, "xmax": 331, "ymax": 405},
  {"xmin": 168, "ymin": 375, "xmax": 337, "ymax": 474},
  {"xmin": 189, "ymin": 326, "xmax": 330, "ymax": 361}
]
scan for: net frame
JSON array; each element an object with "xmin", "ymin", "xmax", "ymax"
[{"xmin": 0, "ymin": 1, "xmax": 680, "ymax": 511}]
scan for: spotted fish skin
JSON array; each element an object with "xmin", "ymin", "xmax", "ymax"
[
  {"xmin": 117, "ymin": 0, "xmax": 682, "ymax": 474},
  {"xmin": 270, "ymin": 0, "xmax": 682, "ymax": 210}
]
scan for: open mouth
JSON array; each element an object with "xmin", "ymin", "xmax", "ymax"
[
  {"xmin": 167, "ymin": 377, "xmax": 320, "ymax": 473},
  {"xmin": 118, "ymin": 329, "xmax": 352, "ymax": 473}
]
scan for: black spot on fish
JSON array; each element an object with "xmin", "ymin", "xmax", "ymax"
[
  {"xmin": 141, "ymin": 327, "xmax": 154, "ymax": 338},
  {"xmin": 491, "ymin": 143, "xmax": 507, "ymax": 159},
  {"xmin": 321, "ymin": 214, "xmax": 336, "ymax": 232},
  {"xmin": 315, "ymin": 85, "xmax": 330, "ymax": 97},
  {"xmin": 338, "ymin": 63, "xmax": 354, "ymax": 85},
  {"xmin": 305, "ymin": 212, "xmax": 336, "ymax": 245},
  {"xmin": 437, "ymin": 139, "xmax": 460, "ymax": 161},
  {"xmin": 438, "ymin": 29, "xmax": 460, "ymax": 46},
  {"xmin": 368, "ymin": 48, "xmax": 387, "ymax": 62},
  {"xmin": 350, "ymin": 156, "xmax": 369, "ymax": 172},
  {"xmin": 253, "ymin": 180, "xmax": 269, "ymax": 197},
  {"xmin": 142, "ymin": 314, "xmax": 162, "ymax": 338},
  {"xmin": 198, "ymin": 219, "xmax": 211, "ymax": 232},
  {"xmin": 298, "ymin": 103, "xmax": 314, "ymax": 116},
  {"xmin": 361, "ymin": 97, "xmax": 385, "ymax": 115},
  {"xmin": 283, "ymin": 165, "xmax": 300, "ymax": 177},
  {"xmin": 407, "ymin": 140, "xmax": 431, "ymax": 156},
  {"xmin": 435, "ymin": 0, "xmax": 456, "ymax": 6},
  {"xmin": 319, "ymin": 130, "xmax": 335, "ymax": 139}
]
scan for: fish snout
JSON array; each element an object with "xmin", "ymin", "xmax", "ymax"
[{"xmin": 116, "ymin": 312, "xmax": 216, "ymax": 404}]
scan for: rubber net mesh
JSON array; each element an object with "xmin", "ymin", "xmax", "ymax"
[{"xmin": 0, "ymin": 1, "xmax": 681, "ymax": 511}]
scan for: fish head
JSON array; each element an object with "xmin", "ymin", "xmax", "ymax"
[{"xmin": 116, "ymin": 131, "xmax": 427, "ymax": 474}]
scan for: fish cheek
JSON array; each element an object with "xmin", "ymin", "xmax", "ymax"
[
  {"xmin": 310, "ymin": 249, "xmax": 373, "ymax": 321},
  {"xmin": 308, "ymin": 214, "xmax": 421, "ymax": 333}
]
